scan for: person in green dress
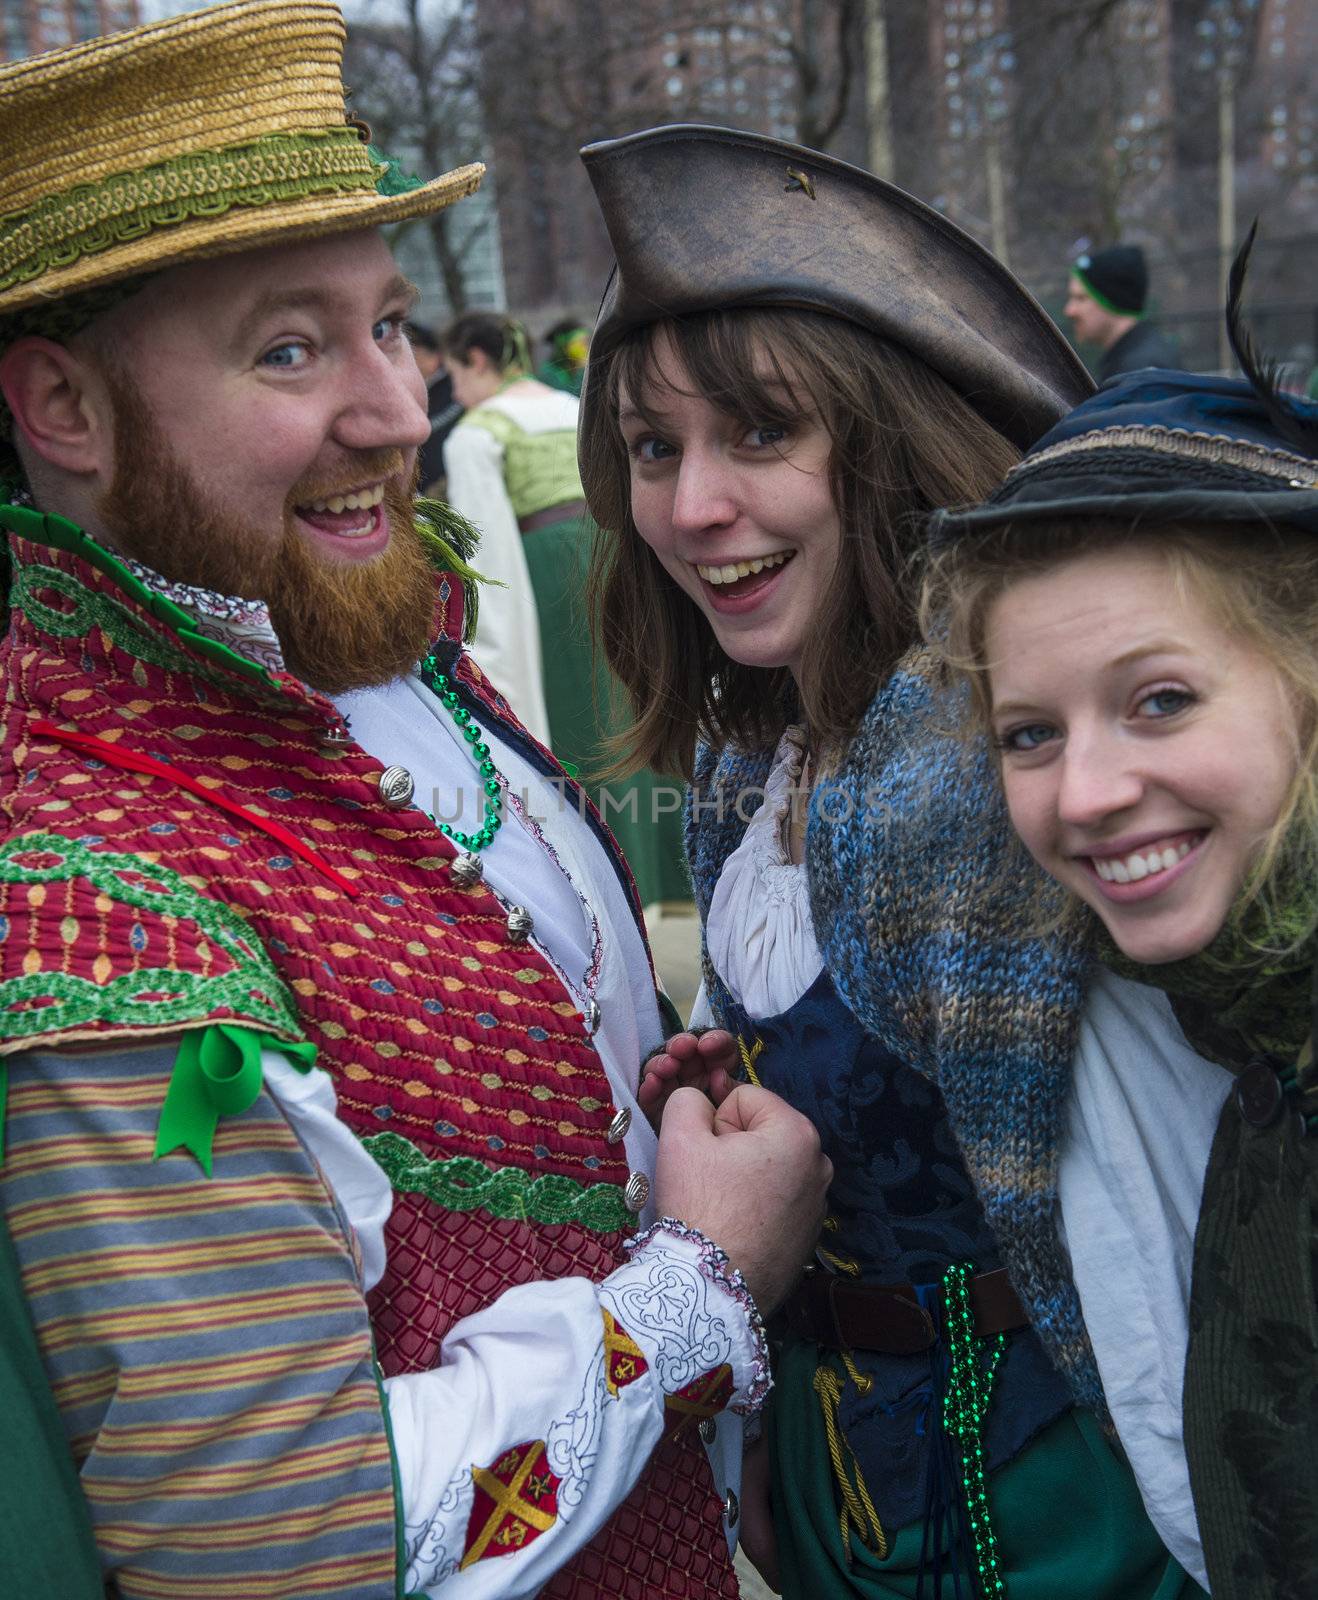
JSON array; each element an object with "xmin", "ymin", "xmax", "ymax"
[{"xmin": 443, "ymin": 311, "xmax": 689, "ymax": 906}]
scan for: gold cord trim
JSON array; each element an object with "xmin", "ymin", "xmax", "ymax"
[
  {"xmin": 813, "ymin": 1364, "xmax": 888, "ymax": 1562},
  {"xmin": 1007, "ymin": 423, "xmax": 1318, "ymax": 487},
  {"xmin": 817, "ymin": 1246, "xmax": 862, "ymax": 1278},
  {"xmin": 737, "ymin": 1033, "xmax": 765, "ymax": 1086}
]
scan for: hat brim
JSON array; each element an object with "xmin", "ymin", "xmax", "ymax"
[
  {"xmin": 0, "ymin": 162, "xmax": 483, "ymax": 316},
  {"xmin": 930, "ymin": 483, "xmax": 1318, "ymax": 545}
]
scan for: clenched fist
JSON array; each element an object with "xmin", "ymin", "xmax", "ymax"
[{"xmin": 653, "ymin": 1083, "xmax": 831, "ymax": 1314}]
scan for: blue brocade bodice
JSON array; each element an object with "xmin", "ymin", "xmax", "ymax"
[{"xmin": 731, "ymin": 970, "xmax": 1073, "ymax": 1532}]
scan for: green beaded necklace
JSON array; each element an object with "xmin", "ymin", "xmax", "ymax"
[
  {"xmin": 419, "ymin": 650, "xmax": 504, "ymax": 853},
  {"xmin": 941, "ymin": 1261, "xmax": 1007, "ymax": 1597}
]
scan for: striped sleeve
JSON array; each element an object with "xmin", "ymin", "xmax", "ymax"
[{"xmin": 0, "ymin": 1041, "xmax": 399, "ymax": 1600}]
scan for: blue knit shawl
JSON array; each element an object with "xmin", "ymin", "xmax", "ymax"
[{"xmin": 686, "ymin": 647, "xmax": 1107, "ymax": 1416}]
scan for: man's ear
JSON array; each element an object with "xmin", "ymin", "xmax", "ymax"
[{"xmin": 0, "ymin": 336, "xmax": 113, "ymax": 481}]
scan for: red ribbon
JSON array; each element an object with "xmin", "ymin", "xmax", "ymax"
[{"xmin": 31, "ymin": 719, "xmax": 359, "ymax": 898}]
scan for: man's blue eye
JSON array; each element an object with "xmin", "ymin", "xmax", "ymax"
[
  {"xmin": 747, "ymin": 425, "xmax": 786, "ymax": 448},
  {"xmin": 262, "ymin": 342, "xmax": 307, "ymax": 368},
  {"xmin": 374, "ymin": 316, "xmax": 405, "ymax": 343}
]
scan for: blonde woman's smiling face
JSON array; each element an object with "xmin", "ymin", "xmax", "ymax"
[
  {"xmin": 985, "ymin": 546, "xmax": 1298, "ymax": 965},
  {"xmin": 619, "ymin": 331, "xmax": 842, "ymax": 685}
]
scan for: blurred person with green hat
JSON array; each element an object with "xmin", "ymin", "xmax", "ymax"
[
  {"xmin": 1064, "ymin": 244, "xmax": 1179, "ymax": 382},
  {"xmin": 538, "ymin": 318, "xmax": 591, "ymax": 397}
]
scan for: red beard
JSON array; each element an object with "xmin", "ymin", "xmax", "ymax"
[{"xmin": 94, "ymin": 363, "xmax": 440, "ymax": 694}]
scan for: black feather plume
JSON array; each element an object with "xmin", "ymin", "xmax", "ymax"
[{"xmin": 1225, "ymin": 221, "xmax": 1318, "ymax": 458}]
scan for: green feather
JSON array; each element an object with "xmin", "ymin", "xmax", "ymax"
[{"xmin": 413, "ymin": 495, "xmax": 497, "ymax": 644}]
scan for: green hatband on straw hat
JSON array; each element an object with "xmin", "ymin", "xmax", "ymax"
[{"xmin": 0, "ymin": 0, "xmax": 483, "ymax": 319}]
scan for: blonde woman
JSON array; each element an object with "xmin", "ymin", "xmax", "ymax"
[{"xmin": 922, "ymin": 316, "xmax": 1318, "ymax": 1600}]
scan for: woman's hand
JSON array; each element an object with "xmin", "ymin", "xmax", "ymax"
[
  {"xmin": 738, "ymin": 1436, "xmax": 782, "ymax": 1593},
  {"xmin": 638, "ymin": 1029, "xmax": 740, "ymax": 1128}
]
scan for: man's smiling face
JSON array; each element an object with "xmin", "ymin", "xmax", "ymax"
[{"xmin": 85, "ymin": 229, "xmax": 443, "ymax": 692}]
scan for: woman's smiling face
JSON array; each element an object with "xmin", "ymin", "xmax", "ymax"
[
  {"xmin": 986, "ymin": 545, "xmax": 1298, "ymax": 964},
  {"xmin": 619, "ymin": 330, "xmax": 842, "ymax": 684}
]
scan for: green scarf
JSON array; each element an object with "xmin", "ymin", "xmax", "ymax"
[
  {"xmin": 1097, "ymin": 871, "xmax": 1318, "ymax": 1598},
  {"xmin": 1096, "ymin": 888, "xmax": 1315, "ymax": 1071}
]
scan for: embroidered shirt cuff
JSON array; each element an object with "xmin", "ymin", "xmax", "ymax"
[{"xmin": 610, "ymin": 1217, "xmax": 771, "ymax": 1415}]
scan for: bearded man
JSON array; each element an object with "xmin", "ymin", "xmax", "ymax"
[{"xmin": 0, "ymin": 5, "xmax": 830, "ymax": 1598}]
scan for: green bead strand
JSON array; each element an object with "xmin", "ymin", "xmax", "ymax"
[
  {"xmin": 941, "ymin": 1261, "xmax": 1007, "ymax": 1598},
  {"xmin": 418, "ymin": 654, "xmax": 507, "ymax": 855}
]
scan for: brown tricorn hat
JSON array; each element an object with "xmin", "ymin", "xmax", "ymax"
[{"xmin": 580, "ymin": 124, "xmax": 1091, "ymax": 449}]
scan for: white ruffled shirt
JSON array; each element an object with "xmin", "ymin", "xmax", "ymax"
[
  {"xmin": 703, "ymin": 728, "xmax": 823, "ymax": 1021},
  {"xmin": 698, "ymin": 731, "xmax": 1228, "ymax": 1588},
  {"xmin": 1061, "ymin": 970, "xmax": 1231, "ymax": 1590}
]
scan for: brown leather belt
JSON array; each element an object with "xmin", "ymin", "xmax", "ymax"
[
  {"xmin": 785, "ymin": 1267, "xmax": 1027, "ymax": 1355},
  {"xmin": 518, "ymin": 498, "xmax": 587, "ymax": 534}
]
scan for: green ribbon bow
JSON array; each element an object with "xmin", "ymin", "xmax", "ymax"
[{"xmin": 155, "ymin": 1023, "xmax": 317, "ymax": 1177}]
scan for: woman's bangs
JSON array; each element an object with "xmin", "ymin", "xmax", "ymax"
[{"xmin": 618, "ymin": 313, "xmax": 818, "ymax": 434}]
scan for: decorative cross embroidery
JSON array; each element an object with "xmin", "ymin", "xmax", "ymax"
[
  {"xmin": 602, "ymin": 1308, "xmax": 648, "ymax": 1397},
  {"xmin": 460, "ymin": 1439, "xmax": 561, "ymax": 1569},
  {"xmin": 663, "ymin": 1364, "xmax": 735, "ymax": 1437}
]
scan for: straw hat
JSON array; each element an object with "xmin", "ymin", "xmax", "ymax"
[{"xmin": 0, "ymin": 0, "xmax": 484, "ymax": 318}]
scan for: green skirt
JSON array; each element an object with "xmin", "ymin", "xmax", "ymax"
[
  {"xmin": 0, "ymin": 1207, "xmax": 102, "ymax": 1595},
  {"xmin": 522, "ymin": 514, "xmax": 689, "ymax": 907},
  {"xmin": 768, "ymin": 1336, "xmax": 1206, "ymax": 1600}
]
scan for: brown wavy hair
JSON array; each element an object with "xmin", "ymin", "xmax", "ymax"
[{"xmin": 581, "ymin": 308, "xmax": 1020, "ymax": 779}]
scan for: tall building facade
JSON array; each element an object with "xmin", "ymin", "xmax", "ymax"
[
  {"xmin": 475, "ymin": 0, "xmax": 815, "ymax": 318},
  {"xmin": 2, "ymin": 1, "xmax": 141, "ymax": 60}
]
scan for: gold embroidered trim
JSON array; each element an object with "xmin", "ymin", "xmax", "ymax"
[{"xmin": 1007, "ymin": 424, "xmax": 1318, "ymax": 487}]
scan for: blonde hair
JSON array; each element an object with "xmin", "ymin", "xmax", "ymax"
[{"xmin": 920, "ymin": 519, "xmax": 1318, "ymax": 950}]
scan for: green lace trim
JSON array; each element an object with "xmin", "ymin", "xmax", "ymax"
[
  {"xmin": 368, "ymin": 144, "xmax": 426, "ymax": 198},
  {"xmin": 2, "ymin": 501, "xmax": 276, "ymax": 688},
  {"xmin": 0, "ymin": 832, "xmax": 301, "ymax": 1043},
  {"xmin": 0, "ymin": 128, "xmax": 385, "ymax": 294},
  {"xmin": 14, "ymin": 558, "xmax": 208, "ymax": 677},
  {"xmin": 362, "ymin": 1129, "xmax": 632, "ymax": 1233}
]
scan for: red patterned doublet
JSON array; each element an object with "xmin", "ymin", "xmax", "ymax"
[{"xmin": 0, "ymin": 523, "xmax": 738, "ymax": 1598}]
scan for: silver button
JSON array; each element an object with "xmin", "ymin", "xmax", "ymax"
[
  {"xmin": 450, "ymin": 851, "xmax": 483, "ymax": 885},
  {"xmin": 699, "ymin": 1416, "xmax": 717, "ymax": 1445},
  {"xmin": 585, "ymin": 997, "xmax": 602, "ymax": 1034},
  {"xmin": 623, "ymin": 1171, "xmax": 649, "ymax": 1213},
  {"xmin": 722, "ymin": 1488, "xmax": 739, "ymax": 1526},
  {"xmin": 606, "ymin": 1106, "xmax": 632, "ymax": 1144},
  {"xmin": 378, "ymin": 765, "xmax": 415, "ymax": 808},
  {"xmin": 506, "ymin": 905, "xmax": 533, "ymax": 943},
  {"xmin": 320, "ymin": 722, "xmax": 352, "ymax": 749}
]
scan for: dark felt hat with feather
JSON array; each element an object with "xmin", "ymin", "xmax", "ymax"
[{"xmin": 930, "ymin": 227, "xmax": 1318, "ymax": 545}]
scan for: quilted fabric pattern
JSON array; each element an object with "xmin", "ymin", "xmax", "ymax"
[
  {"xmin": 369, "ymin": 1191, "xmax": 622, "ymax": 1375},
  {"xmin": 541, "ymin": 1430, "xmax": 740, "ymax": 1600}
]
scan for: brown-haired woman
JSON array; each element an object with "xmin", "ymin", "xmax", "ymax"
[
  {"xmin": 441, "ymin": 310, "xmax": 689, "ymax": 905},
  {"xmin": 578, "ymin": 125, "xmax": 1205, "ymax": 1599}
]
